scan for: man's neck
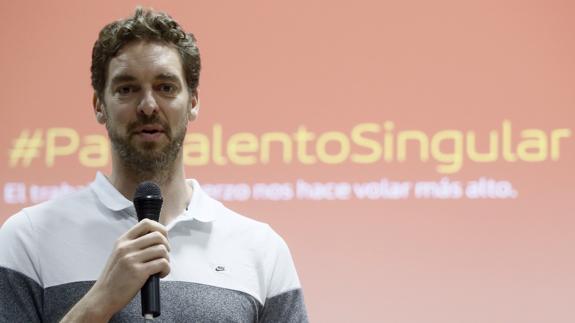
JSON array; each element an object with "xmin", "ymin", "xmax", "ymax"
[{"xmin": 108, "ymin": 159, "xmax": 193, "ymax": 226}]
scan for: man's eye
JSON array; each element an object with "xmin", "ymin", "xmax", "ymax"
[
  {"xmin": 116, "ymin": 86, "xmax": 136, "ymax": 95},
  {"xmin": 158, "ymin": 84, "xmax": 177, "ymax": 94}
]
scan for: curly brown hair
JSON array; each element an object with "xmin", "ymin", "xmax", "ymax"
[{"xmin": 91, "ymin": 8, "xmax": 201, "ymax": 100}]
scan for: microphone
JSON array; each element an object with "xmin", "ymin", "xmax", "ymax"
[{"xmin": 133, "ymin": 181, "xmax": 163, "ymax": 320}]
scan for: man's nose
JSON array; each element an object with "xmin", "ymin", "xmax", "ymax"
[{"xmin": 137, "ymin": 89, "xmax": 159, "ymax": 116}]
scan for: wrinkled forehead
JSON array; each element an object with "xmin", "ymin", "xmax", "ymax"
[{"xmin": 106, "ymin": 41, "xmax": 185, "ymax": 85}]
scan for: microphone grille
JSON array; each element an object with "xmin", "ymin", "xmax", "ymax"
[{"xmin": 134, "ymin": 181, "xmax": 162, "ymax": 200}]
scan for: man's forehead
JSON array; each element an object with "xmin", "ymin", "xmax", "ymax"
[{"xmin": 107, "ymin": 41, "xmax": 185, "ymax": 82}]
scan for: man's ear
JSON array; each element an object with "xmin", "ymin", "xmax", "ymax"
[
  {"xmin": 93, "ymin": 93, "xmax": 107, "ymax": 124},
  {"xmin": 188, "ymin": 90, "xmax": 200, "ymax": 121}
]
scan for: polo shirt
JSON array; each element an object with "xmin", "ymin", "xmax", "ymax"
[{"xmin": 0, "ymin": 172, "xmax": 308, "ymax": 322}]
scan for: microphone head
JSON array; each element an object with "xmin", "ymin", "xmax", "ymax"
[
  {"xmin": 133, "ymin": 181, "xmax": 163, "ymax": 222},
  {"xmin": 134, "ymin": 181, "xmax": 162, "ymax": 199}
]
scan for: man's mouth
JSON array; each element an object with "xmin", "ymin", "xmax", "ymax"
[
  {"xmin": 133, "ymin": 124, "xmax": 166, "ymax": 140},
  {"xmin": 141, "ymin": 129, "xmax": 161, "ymax": 135}
]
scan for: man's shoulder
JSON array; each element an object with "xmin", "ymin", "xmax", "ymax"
[
  {"xmin": 0, "ymin": 185, "xmax": 101, "ymax": 242},
  {"xmin": 210, "ymin": 198, "xmax": 275, "ymax": 238},
  {"xmin": 18, "ymin": 184, "xmax": 96, "ymax": 221},
  {"xmin": 190, "ymin": 179, "xmax": 269, "ymax": 228},
  {"xmin": 0, "ymin": 186, "xmax": 96, "ymax": 285},
  {"xmin": 191, "ymin": 179, "xmax": 285, "ymax": 248},
  {"xmin": 215, "ymin": 203, "xmax": 269, "ymax": 231}
]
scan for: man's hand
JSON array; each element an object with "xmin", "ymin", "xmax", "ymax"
[{"xmin": 61, "ymin": 219, "xmax": 171, "ymax": 322}]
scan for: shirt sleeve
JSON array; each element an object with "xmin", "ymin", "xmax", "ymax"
[
  {"xmin": 0, "ymin": 212, "xmax": 44, "ymax": 322},
  {"xmin": 258, "ymin": 226, "xmax": 309, "ymax": 323}
]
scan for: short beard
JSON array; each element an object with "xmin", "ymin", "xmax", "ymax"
[{"xmin": 107, "ymin": 114, "xmax": 187, "ymax": 184}]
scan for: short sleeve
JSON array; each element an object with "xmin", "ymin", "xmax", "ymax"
[
  {"xmin": 0, "ymin": 212, "xmax": 44, "ymax": 322},
  {"xmin": 259, "ymin": 226, "xmax": 308, "ymax": 322}
]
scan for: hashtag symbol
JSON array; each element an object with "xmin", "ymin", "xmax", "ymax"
[{"xmin": 9, "ymin": 129, "xmax": 44, "ymax": 167}]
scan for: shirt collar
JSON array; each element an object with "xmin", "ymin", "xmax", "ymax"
[
  {"xmin": 180, "ymin": 178, "xmax": 216, "ymax": 223},
  {"xmin": 90, "ymin": 172, "xmax": 216, "ymax": 223},
  {"xmin": 91, "ymin": 172, "xmax": 132, "ymax": 211}
]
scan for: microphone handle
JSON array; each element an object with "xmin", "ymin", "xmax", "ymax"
[{"xmin": 141, "ymin": 273, "xmax": 160, "ymax": 317}]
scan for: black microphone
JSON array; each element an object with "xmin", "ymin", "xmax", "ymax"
[{"xmin": 133, "ymin": 181, "xmax": 163, "ymax": 319}]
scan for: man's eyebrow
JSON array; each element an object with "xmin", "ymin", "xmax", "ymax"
[
  {"xmin": 110, "ymin": 74, "xmax": 137, "ymax": 85},
  {"xmin": 109, "ymin": 73, "xmax": 182, "ymax": 86},
  {"xmin": 156, "ymin": 73, "xmax": 182, "ymax": 83}
]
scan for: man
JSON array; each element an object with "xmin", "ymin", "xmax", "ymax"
[{"xmin": 0, "ymin": 8, "xmax": 308, "ymax": 322}]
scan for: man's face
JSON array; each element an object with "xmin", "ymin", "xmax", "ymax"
[{"xmin": 95, "ymin": 41, "xmax": 197, "ymax": 173}]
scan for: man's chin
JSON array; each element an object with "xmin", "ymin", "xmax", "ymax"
[
  {"xmin": 123, "ymin": 150, "xmax": 171, "ymax": 173},
  {"xmin": 137, "ymin": 141, "xmax": 163, "ymax": 151},
  {"xmin": 133, "ymin": 145, "xmax": 169, "ymax": 162},
  {"xmin": 110, "ymin": 130, "xmax": 184, "ymax": 173}
]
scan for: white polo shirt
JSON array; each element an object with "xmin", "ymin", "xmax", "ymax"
[{"xmin": 0, "ymin": 172, "xmax": 308, "ymax": 322}]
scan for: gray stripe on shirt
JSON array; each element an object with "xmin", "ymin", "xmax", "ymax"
[
  {"xmin": 43, "ymin": 280, "xmax": 264, "ymax": 322},
  {"xmin": 1, "ymin": 268, "xmax": 307, "ymax": 322},
  {"xmin": 0, "ymin": 266, "xmax": 43, "ymax": 323},
  {"xmin": 260, "ymin": 289, "xmax": 309, "ymax": 323}
]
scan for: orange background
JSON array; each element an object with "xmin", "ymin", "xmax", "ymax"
[{"xmin": 1, "ymin": 1, "xmax": 574, "ymax": 322}]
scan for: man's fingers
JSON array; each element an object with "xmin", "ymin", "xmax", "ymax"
[
  {"xmin": 130, "ymin": 244, "xmax": 170, "ymax": 264},
  {"xmin": 124, "ymin": 219, "xmax": 168, "ymax": 240},
  {"xmin": 143, "ymin": 258, "xmax": 171, "ymax": 278},
  {"xmin": 111, "ymin": 219, "xmax": 171, "ymax": 281},
  {"xmin": 132, "ymin": 231, "xmax": 171, "ymax": 252}
]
